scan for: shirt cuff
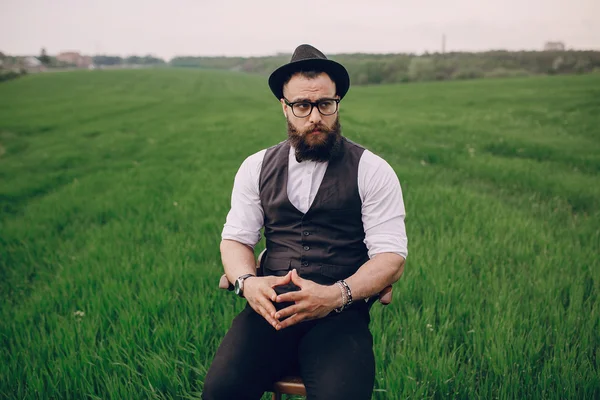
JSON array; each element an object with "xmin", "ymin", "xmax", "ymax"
[
  {"xmin": 221, "ymin": 225, "xmax": 261, "ymax": 248},
  {"xmin": 365, "ymin": 234, "xmax": 408, "ymax": 260}
]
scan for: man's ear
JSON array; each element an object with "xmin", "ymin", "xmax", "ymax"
[{"xmin": 280, "ymin": 98, "xmax": 287, "ymax": 117}]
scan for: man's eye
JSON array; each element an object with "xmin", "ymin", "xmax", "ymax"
[{"xmin": 296, "ymin": 103, "xmax": 310, "ymax": 110}]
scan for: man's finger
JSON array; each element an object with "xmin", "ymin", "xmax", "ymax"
[
  {"xmin": 290, "ymin": 269, "xmax": 305, "ymax": 287},
  {"xmin": 263, "ymin": 313, "xmax": 279, "ymax": 329},
  {"xmin": 276, "ymin": 313, "xmax": 305, "ymax": 330},
  {"xmin": 258, "ymin": 295, "xmax": 277, "ymax": 319},
  {"xmin": 265, "ymin": 288, "xmax": 278, "ymax": 302},
  {"xmin": 276, "ymin": 291, "xmax": 303, "ymax": 303},
  {"xmin": 275, "ymin": 304, "xmax": 301, "ymax": 320},
  {"xmin": 270, "ymin": 271, "xmax": 292, "ymax": 288},
  {"xmin": 254, "ymin": 304, "xmax": 268, "ymax": 322},
  {"xmin": 257, "ymin": 288, "xmax": 275, "ymax": 315},
  {"xmin": 255, "ymin": 303, "xmax": 279, "ymax": 328}
]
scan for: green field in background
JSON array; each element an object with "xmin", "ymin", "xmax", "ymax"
[{"xmin": 1, "ymin": 69, "xmax": 599, "ymax": 399}]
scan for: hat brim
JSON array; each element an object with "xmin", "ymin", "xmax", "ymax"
[{"xmin": 268, "ymin": 58, "xmax": 350, "ymax": 100}]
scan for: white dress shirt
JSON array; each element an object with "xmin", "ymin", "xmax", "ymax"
[{"xmin": 222, "ymin": 145, "xmax": 408, "ymax": 259}]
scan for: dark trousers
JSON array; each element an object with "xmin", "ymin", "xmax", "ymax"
[{"xmin": 202, "ymin": 302, "xmax": 375, "ymax": 400}]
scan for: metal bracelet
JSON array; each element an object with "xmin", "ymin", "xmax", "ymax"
[
  {"xmin": 334, "ymin": 281, "xmax": 347, "ymax": 313},
  {"xmin": 339, "ymin": 279, "xmax": 353, "ymax": 308}
]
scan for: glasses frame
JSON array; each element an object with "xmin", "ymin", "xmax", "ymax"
[{"xmin": 283, "ymin": 98, "xmax": 341, "ymax": 118}]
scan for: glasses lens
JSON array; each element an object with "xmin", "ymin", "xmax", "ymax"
[
  {"xmin": 318, "ymin": 100, "xmax": 337, "ymax": 115},
  {"xmin": 293, "ymin": 103, "xmax": 312, "ymax": 117}
]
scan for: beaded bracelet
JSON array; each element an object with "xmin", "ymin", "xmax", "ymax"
[
  {"xmin": 334, "ymin": 279, "xmax": 353, "ymax": 313},
  {"xmin": 340, "ymin": 279, "xmax": 353, "ymax": 307},
  {"xmin": 335, "ymin": 281, "xmax": 347, "ymax": 313}
]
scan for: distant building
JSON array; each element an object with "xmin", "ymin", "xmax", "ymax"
[
  {"xmin": 9, "ymin": 56, "xmax": 46, "ymax": 72},
  {"xmin": 24, "ymin": 56, "xmax": 42, "ymax": 68},
  {"xmin": 56, "ymin": 51, "xmax": 93, "ymax": 68},
  {"xmin": 544, "ymin": 42, "xmax": 565, "ymax": 51}
]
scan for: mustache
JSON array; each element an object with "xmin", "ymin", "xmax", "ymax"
[
  {"xmin": 294, "ymin": 121, "xmax": 331, "ymax": 136},
  {"xmin": 310, "ymin": 124, "xmax": 330, "ymax": 134}
]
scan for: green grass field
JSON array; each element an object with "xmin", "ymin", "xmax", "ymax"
[{"xmin": 1, "ymin": 69, "xmax": 599, "ymax": 399}]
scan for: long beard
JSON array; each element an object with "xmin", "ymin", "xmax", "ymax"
[{"xmin": 287, "ymin": 117, "xmax": 343, "ymax": 162}]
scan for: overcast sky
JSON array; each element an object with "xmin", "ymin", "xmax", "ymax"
[{"xmin": 1, "ymin": 0, "xmax": 599, "ymax": 59}]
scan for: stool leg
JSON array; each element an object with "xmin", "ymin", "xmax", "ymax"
[{"xmin": 272, "ymin": 392, "xmax": 282, "ymax": 400}]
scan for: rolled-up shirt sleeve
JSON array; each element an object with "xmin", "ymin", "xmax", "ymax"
[
  {"xmin": 358, "ymin": 151, "xmax": 408, "ymax": 259},
  {"xmin": 221, "ymin": 150, "xmax": 266, "ymax": 248}
]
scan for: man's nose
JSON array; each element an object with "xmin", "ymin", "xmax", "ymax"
[{"xmin": 308, "ymin": 105, "xmax": 322, "ymax": 124}]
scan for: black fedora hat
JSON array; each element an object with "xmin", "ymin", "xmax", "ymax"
[{"xmin": 268, "ymin": 44, "xmax": 350, "ymax": 100}]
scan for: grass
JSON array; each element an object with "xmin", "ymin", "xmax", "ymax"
[{"xmin": 1, "ymin": 69, "xmax": 599, "ymax": 399}]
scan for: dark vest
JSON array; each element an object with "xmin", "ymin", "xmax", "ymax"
[{"xmin": 259, "ymin": 137, "xmax": 369, "ymax": 296}]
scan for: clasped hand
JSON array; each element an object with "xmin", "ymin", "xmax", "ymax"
[{"xmin": 242, "ymin": 269, "xmax": 340, "ymax": 330}]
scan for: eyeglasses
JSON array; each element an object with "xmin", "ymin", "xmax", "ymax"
[{"xmin": 284, "ymin": 98, "xmax": 340, "ymax": 118}]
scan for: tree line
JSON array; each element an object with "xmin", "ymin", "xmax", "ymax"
[
  {"xmin": 170, "ymin": 51, "xmax": 600, "ymax": 84},
  {"xmin": 4, "ymin": 50, "xmax": 599, "ymax": 84},
  {"xmin": 92, "ymin": 55, "xmax": 166, "ymax": 66}
]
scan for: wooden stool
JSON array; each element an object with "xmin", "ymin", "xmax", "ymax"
[{"xmin": 271, "ymin": 375, "xmax": 306, "ymax": 400}]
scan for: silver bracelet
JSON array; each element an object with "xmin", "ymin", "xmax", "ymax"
[
  {"xmin": 334, "ymin": 280, "xmax": 352, "ymax": 313},
  {"xmin": 339, "ymin": 279, "xmax": 353, "ymax": 308},
  {"xmin": 335, "ymin": 281, "xmax": 346, "ymax": 313}
]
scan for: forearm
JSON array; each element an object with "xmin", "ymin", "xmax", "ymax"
[
  {"xmin": 220, "ymin": 239, "xmax": 257, "ymax": 284},
  {"xmin": 345, "ymin": 253, "xmax": 405, "ymax": 301}
]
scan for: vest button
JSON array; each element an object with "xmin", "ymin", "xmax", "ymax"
[
  {"xmin": 303, "ymin": 231, "xmax": 310, "ymax": 236},
  {"xmin": 302, "ymin": 261, "xmax": 309, "ymax": 267},
  {"xmin": 303, "ymin": 245, "xmax": 310, "ymax": 251}
]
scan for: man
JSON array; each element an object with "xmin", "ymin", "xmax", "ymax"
[{"xmin": 203, "ymin": 44, "xmax": 408, "ymax": 400}]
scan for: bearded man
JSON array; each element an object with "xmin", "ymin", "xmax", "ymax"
[{"xmin": 203, "ymin": 44, "xmax": 408, "ymax": 400}]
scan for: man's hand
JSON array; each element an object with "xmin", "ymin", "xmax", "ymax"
[
  {"xmin": 274, "ymin": 269, "xmax": 342, "ymax": 330},
  {"xmin": 243, "ymin": 272, "xmax": 292, "ymax": 329}
]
